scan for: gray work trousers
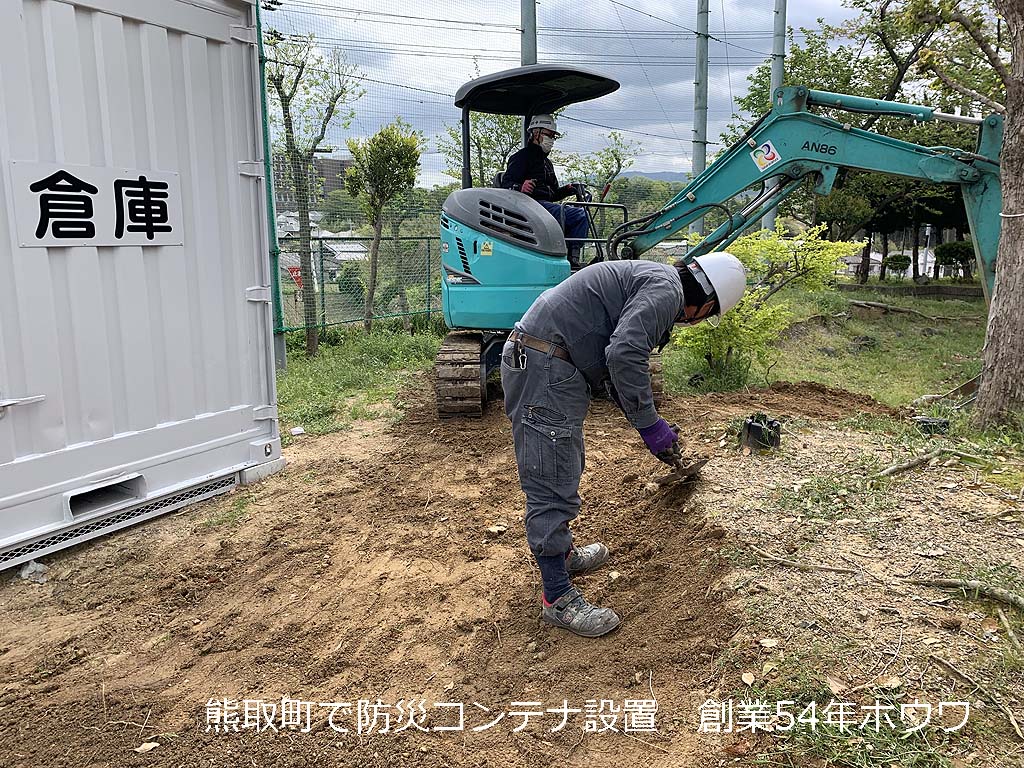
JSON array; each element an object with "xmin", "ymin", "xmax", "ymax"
[{"xmin": 500, "ymin": 338, "xmax": 590, "ymax": 557}]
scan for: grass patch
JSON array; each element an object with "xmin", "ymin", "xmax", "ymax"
[
  {"xmin": 202, "ymin": 494, "xmax": 250, "ymax": 528},
  {"xmin": 730, "ymin": 658, "xmax": 962, "ymax": 768},
  {"xmin": 773, "ymin": 461, "xmax": 895, "ymax": 522},
  {"xmin": 663, "ymin": 288, "xmax": 987, "ymax": 407},
  {"xmin": 276, "ymin": 325, "xmax": 444, "ymax": 441}
]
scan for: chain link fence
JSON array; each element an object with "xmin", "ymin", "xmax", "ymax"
[{"xmin": 276, "ymin": 236, "xmax": 440, "ymax": 330}]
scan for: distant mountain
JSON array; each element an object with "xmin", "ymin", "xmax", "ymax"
[{"xmin": 620, "ymin": 171, "xmax": 691, "ymax": 182}]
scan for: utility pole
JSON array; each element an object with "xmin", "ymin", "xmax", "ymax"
[
  {"xmin": 521, "ymin": 0, "xmax": 537, "ymax": 65},
  {"xmin": 763, "ymin": 0, "xmax": 787, "ymax": 230},
  {"xmin": 691, "ymin": 0, "xmax": 709, "ymax": 236}
]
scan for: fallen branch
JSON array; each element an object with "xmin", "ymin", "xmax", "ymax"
[
  {"xmin": 875, "ymin": 448, "xmax": 986, "ymax": 478},
  {"xmin": 751, "ymin": 546, "xmax": 859, "ymax": 575},
  {"xmin": 876, "ymin": 449, "xmax": 943, "ymax": 477},
  {"xmin": 848, "ymin": 300, "xmax": 979, "ymax": 322},
  {"xmin": 908, "ymin": 578, "xmax": 1024, "ymax": 613},
  {"xmin": 929, "ymin": 654, "xmax": 1023, "ymax": 740},
  {"xmin": 998, "ymin": 608, "xmax": 1023, "ymax": 653}
]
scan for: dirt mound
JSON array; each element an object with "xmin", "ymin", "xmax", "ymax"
[
  {"xmin": 687, "ymin": 380, "xmax": 899, "ymax": 422},
  {"xmin": 0, "ymin": 378, "xmax": 889, "ymax": 766}
]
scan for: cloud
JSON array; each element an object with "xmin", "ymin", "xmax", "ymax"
[{"xmin": 265, "ymin": 0, "xmax": 856, "ymax": 185}]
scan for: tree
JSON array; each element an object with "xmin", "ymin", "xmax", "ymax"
[
  {"xmin": 880, "ymin": 0, "xmax": 1021, "ymax": 423},
  {"xmin": 935, "ymin": 239, "xmax": 976, "ymax": 279},
  {"xmin": 559, "ymin": 131, "xmax": 641, "ymax": 189},
  {"xmin": 967, "ymin": 0, "xmax": 1022, "ymax": 425},
  {"xmin": 320, "ymin": 188, "xmax": 365, "ymax": 232},
  {"xmin": 346, "ymin": 120, "xmax": 423, "ymax": 332},
  {"xmin": 264, "ymin": 30, "xmax": 361, "ymax": 356},
  {"xmin": 438, "ymin": 112, "xmax": 522, "ymax": 188},
  {"xmin": 559, "ymin": 131, "xmax": 642, "ymax": 238}
]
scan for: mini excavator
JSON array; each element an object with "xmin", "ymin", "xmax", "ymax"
[{"xmin": 435, "ymin": 65, "xmax": 1002, "ymax": 417}]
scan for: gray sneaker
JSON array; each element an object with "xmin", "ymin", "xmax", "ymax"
[
  {"xmin": 566, "ymin": 542, "xmax": 610, "ymax": 576},
  {"xmin": 542, "ymin": 587, "xmax": 621, "ymax": 638}
]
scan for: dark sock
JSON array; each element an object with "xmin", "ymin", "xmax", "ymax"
[{"xmin": 535, "ymin": 553, "xmax": 573, "ymax": 604}]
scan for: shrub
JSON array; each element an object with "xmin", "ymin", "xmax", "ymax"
[
  {"xmin": 883, "ymin": 252, "xmax": 911, "ymax": 277},
  {"xmin": 674, "ymin": 224, "xmax": 861, "ymax": 383},
  {"xmin": 934, "ymin": 240, "xmax": 975, "ymax": 279},
  {"xmin": 337, "ymin": 262, "xmax": 367, "ymax": 303}
]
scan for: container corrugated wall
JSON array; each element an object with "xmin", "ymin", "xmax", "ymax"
[{"xmin": 0, "ymin": 0, "xmax": 281, "ymax": 568}]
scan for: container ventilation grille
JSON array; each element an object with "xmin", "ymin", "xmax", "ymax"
[
  {"xmin": 478, "ymin": 199, "xmax": 538, "ymax": 245},
  {"xmin": 0, "ymin": 475, "xmax": 237, "ymax": 569}
]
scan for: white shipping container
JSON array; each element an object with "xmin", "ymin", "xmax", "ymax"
[{"xmin": 0, "ymin": 0, "xmax": 282, "ymax": 568}]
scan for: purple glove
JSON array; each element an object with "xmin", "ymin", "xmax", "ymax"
[{"xmin": 639, "ymin": 418, "xmax": 681, "ymax": 464}]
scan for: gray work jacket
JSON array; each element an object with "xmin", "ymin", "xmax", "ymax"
[{"xmin": 516, "ymin": 260, "xmax": 684, "ymax": 429}]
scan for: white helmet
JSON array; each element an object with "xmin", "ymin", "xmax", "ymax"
[
  {"xmin": 527, "ymin": 114, "xmax": 561, "ymax": 137},
  {"xmin": 692, "ymin": 252, "xmax": 746, "ymax": 315}
]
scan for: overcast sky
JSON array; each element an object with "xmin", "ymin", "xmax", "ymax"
[{"xmin": 266, "ymin": 0, "xmax": 858, "ymax": 186}]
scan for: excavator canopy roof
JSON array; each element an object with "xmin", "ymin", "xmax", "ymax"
[{"xmin": 453, "ymin": 65, "xmax": 619, "ymax": 115}]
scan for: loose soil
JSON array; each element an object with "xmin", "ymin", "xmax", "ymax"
[{"xmin": 1, "ymin": 378, "xmax": 1021, "ymax": 767}]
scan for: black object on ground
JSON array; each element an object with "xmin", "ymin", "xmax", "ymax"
[
  {"xmin": 911, "ymin": 415, "xmax": 950, "ymax": 434},
  {"xmin": 741, "ymin": 412, "xmax": 782, "ymax": 452}
]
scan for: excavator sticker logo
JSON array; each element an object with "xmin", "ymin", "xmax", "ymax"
[
  {"xmin": 750, "ymin": 141, "xmax": 782, "ymax": 172},
  {"xmin": 481, "ymin": 241, "xmax": 493, "ymax": 256}
]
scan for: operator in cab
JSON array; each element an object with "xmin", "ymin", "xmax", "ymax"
[
  {"xmin": 501, "ymin": 114, "xmax": 589, "ymax": 268},
  {"xmin": 500, "ymin": 253, "xmax": 747, "ymax": 638}
]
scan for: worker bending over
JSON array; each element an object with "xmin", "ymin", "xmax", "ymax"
[{"xmin": 501, "ymin": 254, "xmax": 746, "ymax": 638}]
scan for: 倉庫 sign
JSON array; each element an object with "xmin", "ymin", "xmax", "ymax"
[{"xmin": 11, "ymin": 161, "xmax": 184, "ymax": 248}]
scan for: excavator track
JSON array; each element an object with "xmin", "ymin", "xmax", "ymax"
[{"xmin": 435, "ymin": 331, "xmax": 487, "ymax": 418}]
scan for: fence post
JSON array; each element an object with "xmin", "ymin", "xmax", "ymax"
[
  {"xmin": 426, "ymin": 238, "xmax": 432, "ymax": 316},
  {"xmin": 318, "ymin": 238, "xmax": 326, "ymax": 329}
]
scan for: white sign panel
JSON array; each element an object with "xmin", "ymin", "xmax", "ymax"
[{"xmin": 11, "ymin": 161, "xmax": 184, "ymax": 248}]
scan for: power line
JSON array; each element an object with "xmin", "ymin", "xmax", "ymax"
[
  {"xmin": 607, "ymin": 0, "xmax": 773, "ymax": 56},
  {"xmin": 561, "ymin": 115, "xmax": 692, "ymax": 143},
  {"xmin": 280, "ymin": 1, "xmax": 520, "ymax": 29},
  {"xmin": 721, "ymin": 0, "xmax": 736, "ymax": 114},
  {"xmin": 607, "ymin": 0, "xmax": 689, "ymax": 157}
]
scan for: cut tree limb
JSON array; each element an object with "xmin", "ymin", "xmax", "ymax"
[
  {"xmin": 929, "ymin": 654, "xmax": 1024, "ymax": 740},
  {"xmin": 998, "ymin": 608, "xmax": 1023, "ymax": 652},
  {"xmin": 875, "ymin": 448, "xmax": 986, "ymax": 478},
  {"xmin": 909, "ymin": 578, "xmax": 1024, "ymax": 612},
  {"xmin": 848, "ymin": 300, "xmax": 980, "ymax": 322},
  {"xmin": 751, "ymin": 546, "xmax": 859, "ymax": 575}
]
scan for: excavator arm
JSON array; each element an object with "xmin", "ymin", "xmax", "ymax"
[{"xmin": 615, "ymin": 86, "xmax": 1003, "ymax": 302}]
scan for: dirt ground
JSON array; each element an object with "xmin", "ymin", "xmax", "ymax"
[{"xmin": 2, "ymin": 377, "xmax": 1022, "ymax": 767}]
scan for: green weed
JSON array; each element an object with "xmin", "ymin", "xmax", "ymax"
[
  {"xmin": 202, "ymin": 494, "xmax": 249, "ymax": 528},
  {"xmin": 276, "ymin": 326, "xmax": 443, "ymax": 441},
  {"xmin": 664, "ymin": 288, "xmax": 988, "ymax": 407}
]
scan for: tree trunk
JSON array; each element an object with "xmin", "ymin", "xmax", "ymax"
[
  {"xmin": 858, "ymin": 232, "xmax": 873, "ymax": 284},
  {"xmin": 879, "ymin": 232, "xmax": 889, "ymax": 280},
  {"xmin": 293, "ymin": 157, "xmax": 319, "ymax": 356},
  {"xmin": 932, "ymin": 226, "xmax": 943, "ymax": 280},
  {"xmin": 392, "ymin": 222, "xmax": 412, "ymax": 333},
  {"xmin": 363, "ymin": 217, "xmax": 384, "ymax": 333},
  {"xmin": 911, "ymin": 221, "xmax": 921, "ymax": 280},
  {"xmin": 976, "ymin": 0, "xmax": 1024, "ymax": 426}
]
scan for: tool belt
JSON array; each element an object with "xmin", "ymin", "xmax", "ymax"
[{"xmin": 509, "ymin": 330, "xmax": 574, "ymax": 365}]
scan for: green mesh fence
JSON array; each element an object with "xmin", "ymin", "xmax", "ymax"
[
  {"xmin": 277, "ymin": 236, "xmax": 440, "ymax": 330},
  {"xmin": 257, "ymin": 0, "xmax": 779, "ymax": 333}
]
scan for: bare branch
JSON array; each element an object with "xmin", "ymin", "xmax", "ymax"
[
  {"xmin": 949, "ymin": 9, "xmax": 1011, "ymax": 87},
  {"xmin": 923, "ymin": 60, "xmax": 1007, "ymax": 113},
  {"xmin": 310, "ymin": 89, "xmax": 341, "ymax": 154},
  {"xmin": 287, "ymin": 41, "xmax": 311, "ymax": 102}
]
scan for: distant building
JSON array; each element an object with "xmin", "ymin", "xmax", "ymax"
[{"xmin": 272, "ymin": 155, "xmax": 352, "ymax": 212}]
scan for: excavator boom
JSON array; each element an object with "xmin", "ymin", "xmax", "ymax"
[{"xmin": 618, "ymin": 87, "xmax": 1002, "ymax": 302}]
